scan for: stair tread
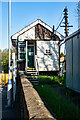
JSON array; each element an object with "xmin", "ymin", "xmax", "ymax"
[
  {"xmin": 26, "ymin": 71, "xmax": 38, "ymax": 74},
  {"xmin": 28, "ymin": 79, "xmax": 38, "ymax": 80},
  {"xmin": 26, "ymin": 68, "xmax": 39, "ymax": 84},
  {"xmin": 27, "ymin": 75, "xmax": 38, "ymax": 76},
  {"xmin": 27, "ymin": 69, "xmax": 36, "ymax": 71},
  {"xmin": 27, "ymin": 79, "xmax": 38, "ymax": 80},
  {"xmin": 27, "ymin": 73, "xmax": 37, "ymax": 74},
  {"xmin": 29, "ymin": 81, "xmax": 39, "ymax": 82}
]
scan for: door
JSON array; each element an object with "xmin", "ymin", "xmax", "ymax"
[{"xmin": 27, "ymin": 46, "xmax": 34, "ymax": 67}]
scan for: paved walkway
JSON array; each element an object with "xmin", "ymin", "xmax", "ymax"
[{"xmin": 0, "ymin": 84, "xmax": 21, "ymax": 120}]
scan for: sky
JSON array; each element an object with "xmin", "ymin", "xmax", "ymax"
[{"xmin": 0, "ymin": 1, "xmax": 78, "ymax": 50}]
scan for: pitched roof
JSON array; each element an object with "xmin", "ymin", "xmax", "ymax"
[
  {"xmin": 65, "ymin": 29, "xmax": 80, "ymax": 41},
  {"xmin": 12, "ymin": 19, "xmax": 64, "ymax": 40}
]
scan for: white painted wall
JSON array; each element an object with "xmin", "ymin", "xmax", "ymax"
[
  {"xmin": 37, "ymin": 40, "xmax": 59, "ymax": 71},
  {"xmin": 19, "ymin": 35, "xmax": 24, "ymax": 41},
  {"xmin": 19, "ymin": 27, "xmax": 35, "ymax": 40},
  {"xmin": 24, "ymin": 27, "xmax": 35, "ymax": 39}
]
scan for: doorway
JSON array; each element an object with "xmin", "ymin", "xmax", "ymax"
[{"xmin": 27, "ymin": 46, "xmax": 34, "ymax": 67}]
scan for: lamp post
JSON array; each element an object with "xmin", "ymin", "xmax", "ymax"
[{"xmin": 7, "ymin": 0, "xmax": 12, "ymax": 107}]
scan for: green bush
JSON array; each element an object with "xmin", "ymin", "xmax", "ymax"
[{"xmin": 39, "ymin": 75, "xmax": 64, "ymax": 86}]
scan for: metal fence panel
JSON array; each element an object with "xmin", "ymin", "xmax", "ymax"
[{"xmin": 66, "ymin": 39, "xmax": 73, "ymax": 88}]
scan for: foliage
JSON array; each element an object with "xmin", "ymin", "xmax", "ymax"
[
  {"xmin": 60, "ymin": 52, "xmax": 64, "ymax": 57},
  {"xmin": 39, "ymin": 75, "xmax": 64, "ymax": 86},
  {"xmin": 0, "ymin": 48, "xmax": 17, "ymax": 73},
  {"xmin": 35, "ymin": 85, "xmax": 80, "ymax": 120},
  {"xmin": 1, "ymin": 49, "xmax": 9, "ymax": 73},
  {"xmin": 0, "ymin": 49, "xmax": 2, "ymax": 72},
  {"xmin": 0, "ymin": 49, "xmax": 2, "ymax": 60}
]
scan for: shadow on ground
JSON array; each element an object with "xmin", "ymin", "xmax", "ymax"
[{"xmin": 1, "ymin": 84, "xmax": 21, "ymax": 120}]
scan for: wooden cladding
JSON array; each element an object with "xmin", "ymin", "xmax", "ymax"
[
  {"xmin": 35, "ymin": 24, "xmax": 60, "ymax": 41},
  {"xmin": 35, "ymin": 24, "xmax": 52, "ymax": 39}
]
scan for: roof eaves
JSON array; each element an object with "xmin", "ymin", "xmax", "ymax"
[
  {"xmin": 65, "ymin": 29, "xmax": 80, "ymax": 41},
  {"xmin": 11, "ymin": 19, "xmax": 38, "ymax": 37}
]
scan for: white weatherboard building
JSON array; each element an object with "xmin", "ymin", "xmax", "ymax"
[
  {"xmin": 66, "ymin": 29, "xmax": 80, "ymax": 93},
  {"xmin": 11, "ymin": 19, "xmax": 64, "ymax": 75}
]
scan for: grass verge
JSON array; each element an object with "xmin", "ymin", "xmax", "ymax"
[
  {"xmin": 34, "ymin": 75, "xmax": 80, "ymax": 120},
  {"xmin": 35, "ymin": 85, "xmax": 80, "ymax": 120}
]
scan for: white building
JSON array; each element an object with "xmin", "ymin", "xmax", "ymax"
[{"xmin": 11, "ymin": 19, "xmax": 64, "ymax": 75}]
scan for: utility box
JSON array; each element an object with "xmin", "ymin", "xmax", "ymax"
[{"xmin": 65, "ymin": 29, "xmax": 80, "ymax": 93}]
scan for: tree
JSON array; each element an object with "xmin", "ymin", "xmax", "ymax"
[
  {"xmin": 0, "ymin": 49, "xmax": 2, "ymax": 61},
  {"xmin": 1, "ymin": 47, "xmax": 17, "ymax": 73},
  {"xmin": 1, "ymin": 49, "xmax": 9, "ymax": 73},
  {"xmin": 0, "ymin": 49, "xmax": 2, "ymax": 73}
]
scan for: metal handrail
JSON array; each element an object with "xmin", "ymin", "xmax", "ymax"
[
  {"xmin": 36, "ymin": 59, "xmax": 39, "ymax": 78},
  {"xmin": 35, "ymin": 55, "xmax": 39, "ymax": 78}
]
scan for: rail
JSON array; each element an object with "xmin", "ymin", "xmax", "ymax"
[{"xmin": 35, "ymin": 55, "xmax": 39, "ymax": 78}]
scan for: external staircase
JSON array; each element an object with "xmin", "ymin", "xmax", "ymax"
[{"xmin": 26, "ymin": 67, "xmax": 39, "ymax": 85}]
